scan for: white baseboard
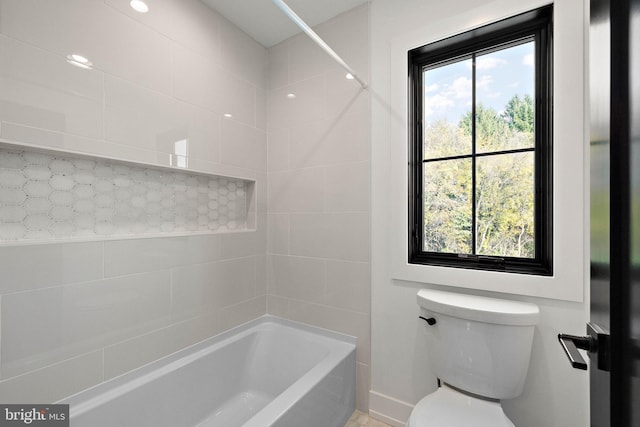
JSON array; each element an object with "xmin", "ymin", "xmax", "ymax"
[{"xmin": 369, "ymin": 390, "xmax": 414, "ymax": 427}]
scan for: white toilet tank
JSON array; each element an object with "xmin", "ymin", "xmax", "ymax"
[{"xmin": 417, "ymin": 289, "xmax": 540, "ymax": 400}]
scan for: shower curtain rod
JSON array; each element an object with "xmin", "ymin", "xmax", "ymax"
[{"xmin": 271, "ymin": 0, "xmax": 368, "ymax": 89}]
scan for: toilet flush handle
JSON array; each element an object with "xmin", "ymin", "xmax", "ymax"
[{"xmin": 419, "ymin": 316, "xmax": 437, "ymax": 326}]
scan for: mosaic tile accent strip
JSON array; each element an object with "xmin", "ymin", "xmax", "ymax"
[{"xmin": 0, "ymin": 147, "xmax": 251, "ymax": 242}]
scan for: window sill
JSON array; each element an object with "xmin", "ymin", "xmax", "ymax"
[{"xmin": 391, "ymin": 261, "xmax": 582, "ymax": 301}]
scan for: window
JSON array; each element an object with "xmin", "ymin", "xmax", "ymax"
[{"xmin": 408, "ymin": 6, "xmax": 553, "ymax": 275}]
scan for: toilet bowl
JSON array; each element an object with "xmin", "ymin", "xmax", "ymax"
[
  {"xmin": 407, "ymin": 384, "xmax": 513, "ymax": 427},
  {"xmin": 408, "ymin": 289, "xmax": 539, "ymax": 427}
]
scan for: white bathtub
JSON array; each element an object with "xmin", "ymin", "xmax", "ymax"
[{"xmin": 63, "ymin": 316, "xmax": 356, "ymax": 427}]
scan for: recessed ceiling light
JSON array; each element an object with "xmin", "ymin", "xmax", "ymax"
[
  {"xmin": 223, "ymin": 113, "xmax": 233, "ymax": 118},
  {"xmin": 346, "ymin": 73, "xmax": 354, "ymax": 80},
  {"xmin": 66, "ymin": 54, "xmax": 93, "ymax": 70},
  {"xmin": 130, "ymin": 0, "xmax": 149, "ymax": 13},
  {"xmin": 70, "ymin": 54, "xmax": 90, "ymax": 64},
  {"xmin": 286, "ymin": 93, "xmax": 296, "ymax": 99}
]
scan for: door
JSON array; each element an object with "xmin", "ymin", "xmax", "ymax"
[{"xmin": 571, "ymin": 0, "xmax": 640, "ymax": 426}]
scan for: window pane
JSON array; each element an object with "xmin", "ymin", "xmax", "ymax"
[
  {"xmin": 423, "ymin": 58, "xmax": 472, "ymax": 159},
  {"xmin": 476, "ymin": 42, "xmax": 535, "ymax": 153},
  {"xmin": 476, "ymin": 152, "xmax": 535, "ymax": 258},
  {"xmin": 423, "ymin": 159, "xmax": 472, "ymax": 253}
]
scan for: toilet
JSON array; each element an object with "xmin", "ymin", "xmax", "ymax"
[{"xmin": 407, "ymin": 288, "xmax": 540, "ymax": 427}]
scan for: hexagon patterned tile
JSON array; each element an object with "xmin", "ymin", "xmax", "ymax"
[{"xmin": 0, "ymin": 147, "xmax": 251, "ymax": 242}]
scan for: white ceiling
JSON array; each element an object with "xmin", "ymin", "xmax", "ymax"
[{"xmin": 201, "ymin": 0, "xmax": 369, "ymax": 47}]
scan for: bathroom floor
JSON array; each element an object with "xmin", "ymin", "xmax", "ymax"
[{"xmin": 345, "ymin": 411, "xmax": 393, "ymax": 427}]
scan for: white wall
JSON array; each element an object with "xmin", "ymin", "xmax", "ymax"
[
  {"xmin": 0, "ymin": 0, "xmax": 267, "ymax": 403},
  {"xmin": 265, "ymin": 4, "xmax": 372, "ymax": 412},
  {"xmin": 370, "ymin": 0, "xmax": 590, "ymax": 426}
]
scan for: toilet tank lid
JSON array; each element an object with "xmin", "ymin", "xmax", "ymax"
[{"xmin": 417, "ymin": 289, "xmax": 540, "ymax": 326}]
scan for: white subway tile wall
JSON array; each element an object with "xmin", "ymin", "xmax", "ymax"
[
  {"xmin": 0, "ymin": 146, "xmax": 251, "ymax": 241},
  {"xmin": 265, "ymin": 4, "xmax": 371, "ymax": 413},
  {"xmin": 0, "ymin": 0, "xmax": 267, "ymax": 177},
  {"xmin": 0, "ymin": 0, "xmax": 267, "ymax": 404}
]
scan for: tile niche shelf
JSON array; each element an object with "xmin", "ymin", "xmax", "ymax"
[{"xmin": 0, "ymin": 144, "xmax": 256, "ymax": 244}]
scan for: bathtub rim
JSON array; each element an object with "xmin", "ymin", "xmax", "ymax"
[{"xmin": 60, "ymin": 314, "xmax": 356, "ymax": 423}]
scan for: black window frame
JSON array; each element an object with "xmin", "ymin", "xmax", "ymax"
[{"xmin": 408, "ymin": 5, "xmax": 553, "ymax": 276}]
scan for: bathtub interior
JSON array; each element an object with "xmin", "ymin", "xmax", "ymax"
[
  {"xmin": 198, "ymin": 328, "xmax": 333, "ymax": 426},
  {"xmin": 65, "ymin": 316, "xmax": 355, "ymax": 427},
  {"xmin": 245, "ymin": 326, "xmax": 330, "ymax": 397}
]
